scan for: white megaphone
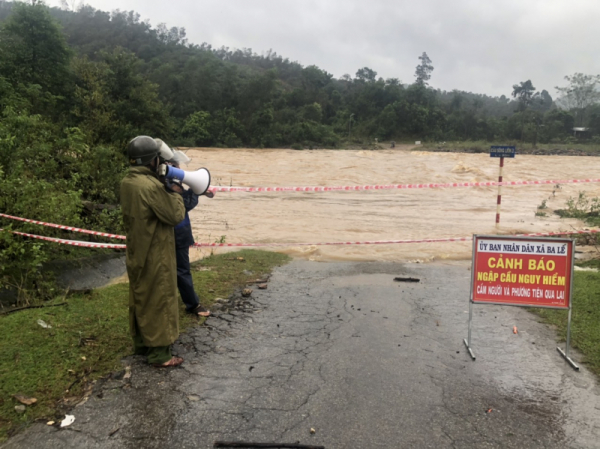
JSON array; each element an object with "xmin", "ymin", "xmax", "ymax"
[{"xmin": 161, "ymin": 165, "xmax": 211, "ymax": 195}]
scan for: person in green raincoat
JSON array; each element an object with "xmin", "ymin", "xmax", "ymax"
[{"xmin": 120, "ymin": 136, "xmax": 186, "ymax": 367}]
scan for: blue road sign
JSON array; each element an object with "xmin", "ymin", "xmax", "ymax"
[{"xmin": 490, "ymin": 146, "xmax": 516, "ymax": 158}]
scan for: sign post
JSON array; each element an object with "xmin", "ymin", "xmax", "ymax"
[
  {"xmin": 490, "ymin": 146, "xmax": 515, "ymax": 230},
  {"xmin": 464, "ymin": 235, "xmax": 578, "ymax": 370}
]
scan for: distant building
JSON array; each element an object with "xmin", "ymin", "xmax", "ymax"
[{"xmin": 572, "ymin": 127, "xmax": 590, "ymax": 139}]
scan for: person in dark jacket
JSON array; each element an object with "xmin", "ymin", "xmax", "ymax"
[{"xmin": 166, "ymin": 155, "xmax": 213, "ymax": 317}]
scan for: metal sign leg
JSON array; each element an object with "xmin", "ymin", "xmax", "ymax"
[
  {"xmin": 557, "ymin": 306, "xmax": 579, "ymax": 370},
  {"xmin": 463, "ymin": 299, "xmax": 476, "ymax": 360}
]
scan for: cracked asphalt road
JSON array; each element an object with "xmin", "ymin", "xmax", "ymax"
[{"xmin": 4, "ymin": 261, "xmax": 600, "ymax": 449}]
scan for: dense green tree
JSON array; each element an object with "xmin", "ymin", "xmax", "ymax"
[
  {"xmin": 3, "ymin": 3, "xmax": 569, "ymax": 145},
  {"xmin": 211, "ymin": 108, "xmax": 243, "ymax": 147},
  {"xmin": 70, "ymin": 48, "xmax": 171, "ymax": 145},
  {"xmin": 0, "ymin": 2, "xmax": 71, "ymax": 91},
  {"xmin": 541, "ymin": 109, "xmax": 574, "ymax": 142},
  {"xmin": 0, "ymin": 1, "xmax": 72, "ymax": 115},
  {"xmin": 512, "ymin": 80, "xmax": 537, "ymax": 111},
  {"xmin": 355, "ymin": 67, "xmax": 377, "ymax": 83},
  {"xmin": 536, "ymin": 89, "xmax": 553, "ymax": 113},
  {"xmin": 555, "ymin": 73, "xmax": 600, "ymax": 126},
  {"xmin": 415, "ymin": 52, "xmax": 433, "ymax": 86},
  {"xmin": 376, "ymin": 104, "xmax": 397, "ymax": 139},
  {"xmin": 0, "ymin": 1, "xmax": 593, "ymax": 150},
  {"xmin": 512, "ymin": 80, "xmax": 540, "ymax": 142},
  {"xmin": 180, "ymin": 111, "xmax": 213, "ymax": 146},
  {"xmin": 1, "ymin": 2, "xmax": 580, "ymax": 146},
  {"xmin": 301, "ymin": 65, "xmax": 332, "ymax": 98},
  {"xmin": 249, "ymin": 104, "xmax": 276, "ymax": 147},
  {"xmin": 302, "ymin": 103, "xmax": 323, "ymax": 123}
]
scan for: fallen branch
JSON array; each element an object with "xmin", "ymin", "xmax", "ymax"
[
  {"xmin": 0, "ymin": 302, "xmax": 67, "ymax": 316},
  {"xmin": 65, "ymin": 376, "xmax": 81, "ymax": 393},
  {"xmin": 393, "ymin": 277, "xmax": 420, "ymax": 283}
]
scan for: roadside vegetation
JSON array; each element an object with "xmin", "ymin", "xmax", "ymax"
[
  {"xmin": 421, "ymin": 141, "xmax": 600, "ymax": 155},
  {"xmin": 554, "ymin": 192, "xmax": 600, "ymax": 227},
  {"xmin": 531, "ymin": 192, "xmax": 600, "ymax": 375},
  {"xmin": 533, "ymin": 266, "xmax": 600, "ymax": 376},
  {"xmin": 0, "ymin": 249, "xmax": 290, "ymax": 442}
]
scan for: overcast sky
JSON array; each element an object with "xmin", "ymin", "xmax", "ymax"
[{"xmin": 47, "ymin": 0, "xmax": 600, "ymax": 98}]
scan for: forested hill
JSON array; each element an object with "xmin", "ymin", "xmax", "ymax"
[
  {"xmin": 1, "ymin": 1, "xmax": 585, "ymax": 149},
  {"xmin": 0, "ymin": 1, "xmax": 596, "ymax": 300}
]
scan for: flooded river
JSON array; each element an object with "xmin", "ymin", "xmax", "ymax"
[{"xmin": 184, "ymin": 146, "xmax": 600, "ymax": 262}]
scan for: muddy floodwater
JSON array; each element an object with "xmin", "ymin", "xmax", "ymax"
[{"xmin": 184, "ymin": 146, "xmax": 600, "ymax": 262}]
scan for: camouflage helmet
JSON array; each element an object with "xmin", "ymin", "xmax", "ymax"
[{"xmin": 127, "ymin": 136, "xmax": 160, "ymax": 166}]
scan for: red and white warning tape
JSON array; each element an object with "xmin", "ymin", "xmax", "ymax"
[
  {"xmin": 192, "ymin": 236, "xmax": 471, "ymax": 248},
  {"xmin": 516, "ymin": 229, "xmax": 600, "ymax": 238},
  {"xmin": 2, "ymin": 176, "xmax": 600, "ymax": 248},
  {"xmin": 211, "ymin": 178, "xmax": 600, "ymax": 193},
  {"xmin": 192, "ymin": 230, "xmax": 599, "ymax": 248},
  {"xmin": 2, "ymin": 177, "xmax": 599, "ymax": 236},
  {"xmin": 3, "ymin": 228, "xmax": 598, "ymax": 250},
  {"xmin": 1, "ymin": 229, "xmax": 126, "ymax": 249},
  {"xmin": 0, "ymin": 213, "xmax": 126, "ymax": 240}
]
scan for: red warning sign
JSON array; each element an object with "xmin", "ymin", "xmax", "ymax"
[{"xmin": 472, "ymin": 236, "xmax": 574, "ymax": 309}]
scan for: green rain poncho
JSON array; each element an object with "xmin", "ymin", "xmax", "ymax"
[{"xmin": 120, "ymin": 167, "xmax": 185, "ymax": 347}]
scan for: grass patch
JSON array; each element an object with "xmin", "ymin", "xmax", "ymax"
[
  {"xmin": 0, "ymin": 249, "xmax": 290, "ymax": 442},
  {"xmin": 532, "ymin": 271, "xmax": 600, "ymax": 375},
  {"xmin": 554, "ymin": 191, "xmax": 600, "ymax": 228},
  {"xmin": 578, "ymin": 259, "xmax": 600, "ymax": 270}
]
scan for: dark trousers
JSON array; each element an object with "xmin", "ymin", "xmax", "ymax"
[
  {"xmin": 176, "ymin": 245, "xmax": 200, "ymax": 312},
  {"xmin": 132, "ymin": 318, "xmax": 171, "ymax": 364}
]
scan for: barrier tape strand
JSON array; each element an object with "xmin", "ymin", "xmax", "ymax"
[
  {"xmin": 193, "ymin": 230, "xmax": 599, "ymax": 248},
  {"xmin": 0, "ymin": 213, "xmax": 126, "ymax": 240},
  {"xmin": 212, "ymin": 178, "xmax": 600, "ymax": 193},
  {"xmin": 2, "ymin": 177, "xmax": 599, "ymax": 238},
  {"xmin": 3, "ymin": 228, "xmax": 597, "ymax": 250},
  {"xmin": 2, "ymin": 177, "xmax": 600, "ymax": 246},
  {"xmin": 2, "ymin": 229, "xmax": 126, "ymax": 249}
]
